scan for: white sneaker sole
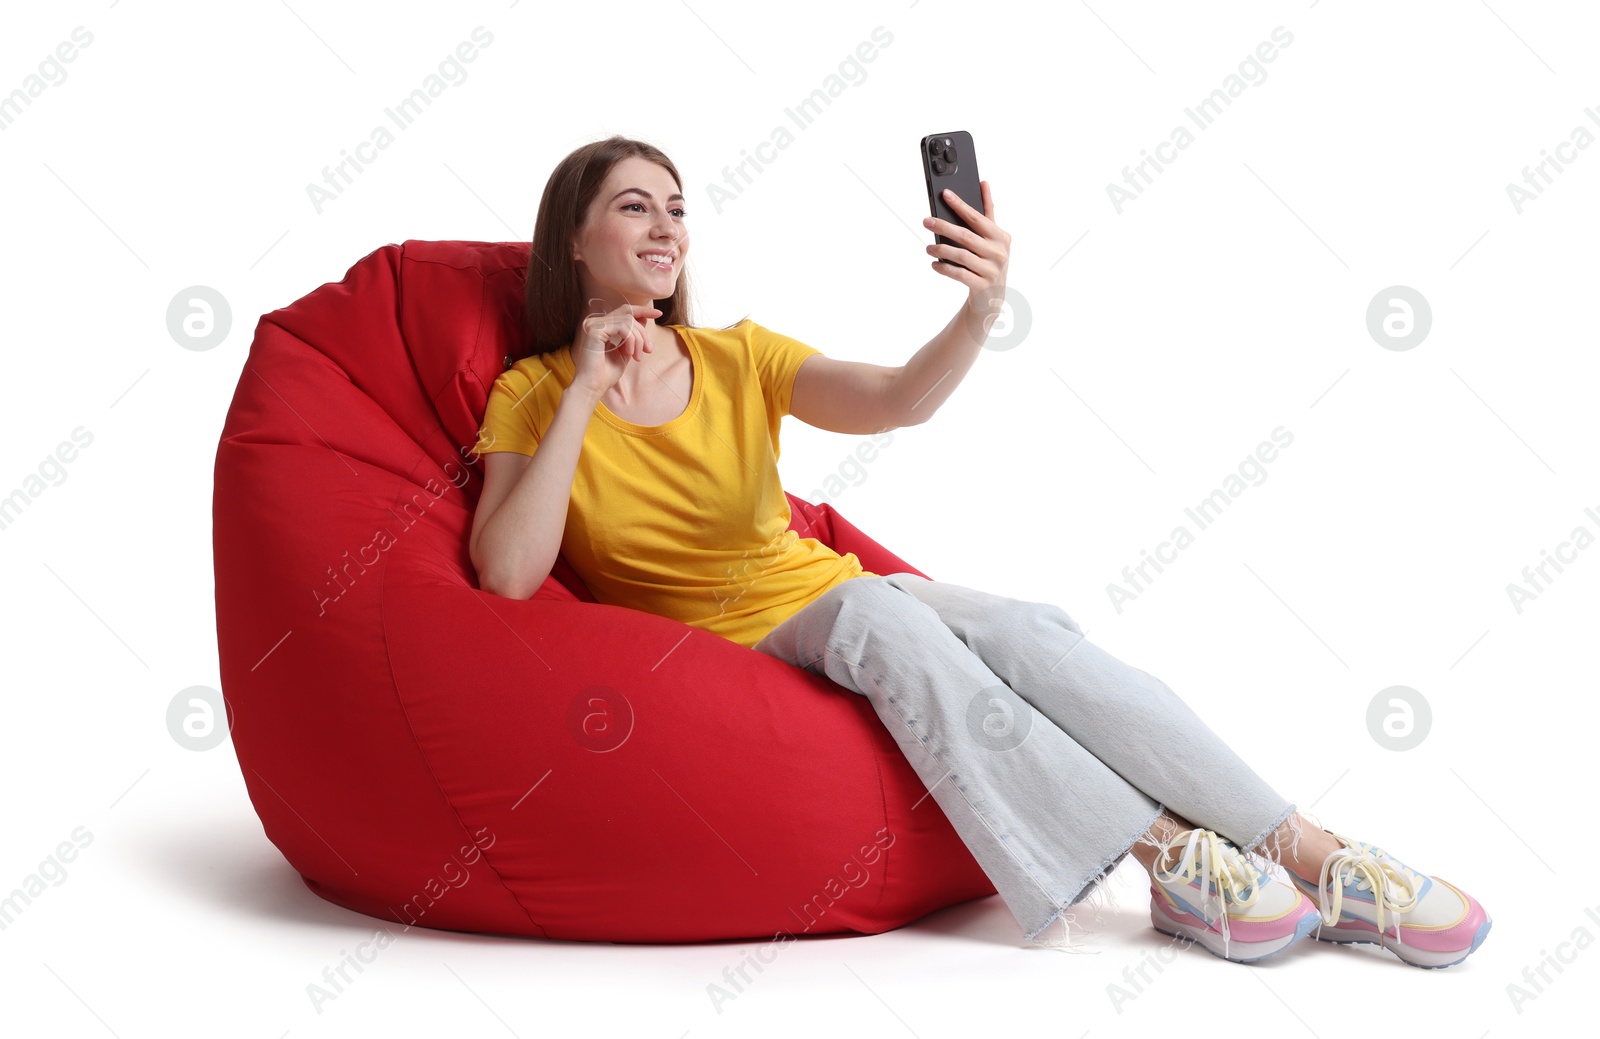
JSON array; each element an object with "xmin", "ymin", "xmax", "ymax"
[{"xmin": 1309, "ymin": 916, "xmax": 1493, "ymax": 969}]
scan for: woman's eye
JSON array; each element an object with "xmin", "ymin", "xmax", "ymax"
[{"xmin": 623, "ymin": 202, "xmax": 687, "ymax": 217}]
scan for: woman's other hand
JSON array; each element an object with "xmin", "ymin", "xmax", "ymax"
[{"xmin": 571, "ymin": 302, "xmax": 660, "ymax": 398}]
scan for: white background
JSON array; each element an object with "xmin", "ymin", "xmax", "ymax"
[{"xmin": 1, "ymin": 0, "xmax": 1594, "ymax": 1035}]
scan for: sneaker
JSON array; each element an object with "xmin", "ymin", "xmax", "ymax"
[
  {"xmin": 1289, "ymin": 830, "xmax": 1492, "ymax": 969},
  {"xmin": 1148, "ymin": 827, "xmax": 1321, "ymax": 964}
]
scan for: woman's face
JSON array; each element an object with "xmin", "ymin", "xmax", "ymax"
[{"xmin": 570, "ymin": 156, "xmax": 688, "ymax": 315}]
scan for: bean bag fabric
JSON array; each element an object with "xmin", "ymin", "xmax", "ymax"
[{"xmin": 211, "ymin": 239, "xmax": 996, "ymax": 942}]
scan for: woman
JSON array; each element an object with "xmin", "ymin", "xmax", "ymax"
[{"xmin": 469, "ymin": 134, "xmax": 1490, "ymax": 966}]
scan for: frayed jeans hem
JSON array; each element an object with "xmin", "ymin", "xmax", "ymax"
[
  {"xmin": 1022, "ymin": 800, "xmax": 1167, "ymax": 948},
  {"xmin": 1241, "ymin": 801, "xmax": 1300, "ymax": 872}
]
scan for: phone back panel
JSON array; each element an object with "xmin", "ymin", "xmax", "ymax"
[{"xmin": 921, "ymin": 130, "xmax": 983, "ymax": 252}]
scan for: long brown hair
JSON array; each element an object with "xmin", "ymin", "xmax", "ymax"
[{"xmin": 522, "ymin": 135, "xmax": 697, "ymax": 358}]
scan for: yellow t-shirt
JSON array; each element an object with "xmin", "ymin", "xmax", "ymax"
[{"xmin": 476, "ymin": 317, "xmax": 876, "ymax": 649}]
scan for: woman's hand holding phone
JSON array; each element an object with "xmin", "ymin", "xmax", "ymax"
[{"xmin": 571, "ymin": 302, "xmax": 660, "ymax": 398}]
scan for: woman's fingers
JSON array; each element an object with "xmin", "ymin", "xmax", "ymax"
[
  {"xmin": 926, "ymin": 216, "xmax": 1002, "ymax": 265},
  {"xmin": 596, "ymin": 311, "xmax": 657, "ymax": 365},
  {"xmin": 925, "ymin": 214, "xmax": 984, "ymax": 253},
  {"xmin": 935, "ymin": 183, "xmax": 1010, "ymax": 254},
  {"xmin": 616, "ymin": 319, "xmax": 642, "ymax": 363},
  {"xmin": 942, "ymin": 182, "xmax": 1003, "ymax": 238},
  {"xmin": 929, "ymin": 242, "xmax": 994, "ymax": 278}
]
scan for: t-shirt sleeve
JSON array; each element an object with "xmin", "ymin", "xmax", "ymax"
[
  {"xmin": 476, "ymin": 366, "xmax": 544, "ymax": 457},
  {"xmin": 746, "ymin": 319, "xmax": 822, "ymax": 419}
]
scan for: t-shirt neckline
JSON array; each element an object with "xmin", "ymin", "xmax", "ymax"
[{"xmin": 565, "ymin": 323, "xmax": 702, "ymax": 436}]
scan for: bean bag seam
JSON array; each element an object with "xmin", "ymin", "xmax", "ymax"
[
  {"xmin": 400, "ymin": 250, "xmax": 521, "ymax": 277},
  {"xmin": 377, "ymin": 535, "xmax": 552, "ymax": 939},
  {"xmin": 257, "ymin": 316, "xmax": 357, "ymax": 385},
  {"xmin": 397, "ymin": 264, "xmax": 481, "ymax": 472},
  {"xmin": 869, "ymin": 733, "xmax": 891, "ymax": 910}
]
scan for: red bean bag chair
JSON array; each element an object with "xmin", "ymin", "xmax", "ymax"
[{"xmin": 211, "ymin": 239, "xmax": 996, "ymax": 942}]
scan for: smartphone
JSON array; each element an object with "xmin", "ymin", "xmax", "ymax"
[{"xmin": 920, "ymin": 130, "xmax": 983, "ymax": 274}]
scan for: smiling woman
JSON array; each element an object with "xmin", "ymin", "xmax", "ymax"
[{"xmin": 471, "ymin": 136, "xmax": 884, "ymax": 650}]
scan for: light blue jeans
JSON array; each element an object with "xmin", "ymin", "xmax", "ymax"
[{"xmin": 751, "ymin": 572, "xmax": 1299, "ymax": 946}]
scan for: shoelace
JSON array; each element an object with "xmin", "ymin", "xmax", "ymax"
[
  {"xmin": 1314, "ymin": 834, "xmax": 1422, "ymax": 948},
  {"xmin": 1153, "ymin": 828, "xmax": 1263, "ymax": 960}
]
